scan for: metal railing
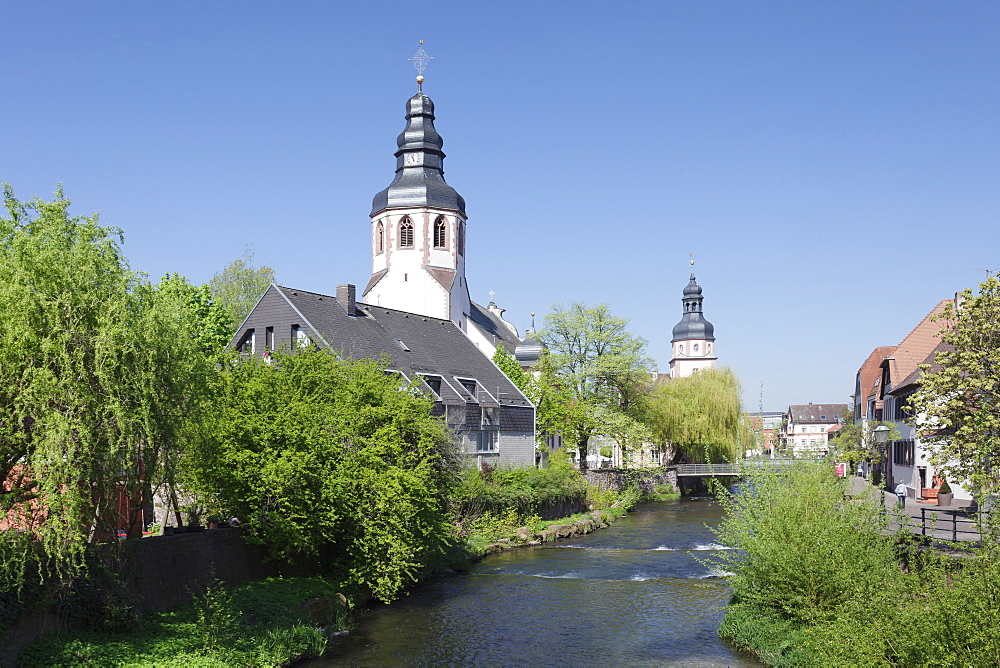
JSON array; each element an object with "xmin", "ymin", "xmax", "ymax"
[
  {"xmin": 881, "ymin": 503, "xmax": 985, "ymax": 543},
  {"xmin": 675, "ymin": 459, "xmax": 824, "ymax": 477}
]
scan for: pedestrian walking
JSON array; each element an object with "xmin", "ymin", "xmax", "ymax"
[{"xmin": 894, "ymin": 481, "xmax": 907, "ymax": 508}]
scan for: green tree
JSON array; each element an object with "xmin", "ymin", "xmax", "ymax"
[
  {"xmin": 536, "ymin": 303, "xmax": 652, "ymax": 469},
  {"xmin": 187, "ymin": 347, "xmax": 461, "ymax": 602},
  {"xmin": 909, "ymin": 275, "xmax": 1000, "ymax": 498},
  {"xmin": 0, "ymin": 185, "xmax": 215, "ymax": 589},
  {"xmin": 646, "ymin": 368, "xmax": 745, "ymax": 464},
  {"xmin": 157, "ymin": 273, "xmax": 233, "ymax": 355},
  {"xmin": 208, "ymin": 246, "xmax": 275, "ymax": 330},
  {"xmin": 829, "ymin": 418, "xmax": 898, "ymax": 473},
  {"xmin": 491, "ymin": 345, "xmax": 531, "ymax": 395}
]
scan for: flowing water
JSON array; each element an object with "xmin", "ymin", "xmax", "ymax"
[{"xmin": 316, "ymin": 499, "xmax": 758, "ymax": 666}]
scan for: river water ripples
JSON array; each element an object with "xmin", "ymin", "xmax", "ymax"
[{"xmin": 317, "ymin": 499, "xmax": 759, "ymax": 666}]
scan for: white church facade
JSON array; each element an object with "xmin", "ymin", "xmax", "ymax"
[{"xmin": 668, "ymin": 262, "xmax": 718, "ymax": 378}]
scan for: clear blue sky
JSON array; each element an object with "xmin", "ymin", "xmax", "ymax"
[{"xmin": 4, "ymin": 2, "xmax": 998, "ymax": 411}]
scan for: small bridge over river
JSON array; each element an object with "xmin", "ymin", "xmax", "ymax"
[{"xmin": 675, "ymin": 459, "xmax": 823, "ymax": 477}]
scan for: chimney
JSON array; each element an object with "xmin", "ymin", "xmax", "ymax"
[{"xmin": 337, "ymin": 284, "xmax": 356, "ymax": 316}]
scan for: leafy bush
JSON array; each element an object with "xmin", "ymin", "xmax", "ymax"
[
  {"xmin": 713, "ymin": 461, "xmax": 1000, "ymax": 665},
  {"xmin": 17, "ymin": 576, "xmax": 349, "ymax": 667}
]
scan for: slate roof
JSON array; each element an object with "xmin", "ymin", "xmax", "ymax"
[
  {"xmin": 261, "ymin": 285, "xmax": 532, "ymax": 409},
  {"xmin": 469, "ymin": 301, "xmax": 521, "ymax": 353},
  {"xmin": 787, "ymin": 404, "xmax": 851, "ymax": 424}
]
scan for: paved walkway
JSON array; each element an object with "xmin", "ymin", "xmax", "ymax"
[{"xmin": 847, "ymin": 476, "xmax": 983, "ymax": 544}]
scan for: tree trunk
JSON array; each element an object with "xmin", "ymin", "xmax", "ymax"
[{"xmin": 578, "ymin": 435, "xmax": 590, "ymax": 470}]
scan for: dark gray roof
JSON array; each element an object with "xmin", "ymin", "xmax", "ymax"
[
  {"xmin": 469, "ymin": 301, "xmax": 520, "ymax": 353},
  {"xmin": 514, "ymin": 330, "xmax": 543, "ymax": 366},
  {"xmin": 787, "ymin": 404, "xmax": 851, "ymax": 423},
  {"xmin": 371, "ymin": 93, "xmax": 466, "ymax": 217},
  {"xmin": 672, "ymin": 273, "xmax": 715, "ymax": 341},
  {"xmin": 270, "ymin": 286, "xmax": 530, "ymax": 408}
]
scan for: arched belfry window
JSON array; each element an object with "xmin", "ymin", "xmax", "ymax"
[
  {"xmin": 433, "ymin": 216, "xmax": 447, "ymax": 249},
  {"xmin": 457, "ymin": 222, "xmax": 465, "ymax": 256},
  {"xmin": 399, "ymin": 218, "xmax": 414, "ymax": 248},
  {"xmin": 376, "ymin": 220, "xmax": 384, "ymax": 254}
]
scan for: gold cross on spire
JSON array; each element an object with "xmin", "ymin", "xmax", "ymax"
[{"xmin": 409, "ymin": 40, "xmax": 433, "ymax": 92}]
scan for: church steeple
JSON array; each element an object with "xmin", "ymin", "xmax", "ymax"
[
  {"xmin": 370, "ymin": 91, "xmax": 466, "ymax": 217},
  {"xmin": 669, "ymin": 260, "xmax": 717, "ymax": 378},
  {"xmin": 363, "ymin": 43, "xmax": 471, "ymax": 329}
]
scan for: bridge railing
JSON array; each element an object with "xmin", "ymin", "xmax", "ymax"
[{"xmin": 675, "ymin": 459, "xmax": 824, "ymax": 477}]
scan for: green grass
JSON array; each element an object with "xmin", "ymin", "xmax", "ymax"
[{"xmin": 17, "ymin": 576, "xmax": 350, "ymax": 667}]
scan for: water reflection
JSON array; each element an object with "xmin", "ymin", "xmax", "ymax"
[{"xmin": 317, "ymin": 500, "xmax": 758, "ymax": 666}]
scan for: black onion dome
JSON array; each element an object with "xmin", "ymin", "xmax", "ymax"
[
  {"xmin": 515, "ymin": 331, "xmax": 544, "ymax": 366},
  {"xmin": 371, "ymin": 93, "xmax": 466, "ymax": 216},
  {"xmin": 671, "ymin": 272, "xmax": 715, "ymax": 341}
]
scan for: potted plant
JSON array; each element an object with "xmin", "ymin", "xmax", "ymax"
[{"xmin": 938, "ymin": 478, "xmax": 953, "ymax": 506}]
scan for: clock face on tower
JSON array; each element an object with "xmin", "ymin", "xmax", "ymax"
[{"xmin": 404, "ymin": 153, "xmax": 421, "ymax": 166}]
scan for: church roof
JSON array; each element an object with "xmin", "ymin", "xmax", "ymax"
[
  {"xmin": 252, "ymin": 285, "xmax": 532, "ymax": 409},
  {"xmin": 469, "ymin": 301, "xmax": 520, "ymax": 353},
  {"xmin": 371, "ymin": 92, "xmax": 466, "ymax": 216}
]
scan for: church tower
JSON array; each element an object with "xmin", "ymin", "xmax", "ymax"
[
  {"xmin": 668, "ymin": 261, "xmax": 717, "ymax": 378},
  {"xmin": 362, "ymin": 45, "xmax": 471, "ymax": 330}
]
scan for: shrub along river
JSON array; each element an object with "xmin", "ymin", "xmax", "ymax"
[{"xmin": 316, "ymin": 499, "xmax": 759, "ymax": 666}]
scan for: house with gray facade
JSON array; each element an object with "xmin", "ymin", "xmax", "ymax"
[{"xmin": 230, "ymin": 283, "xmax": 536, "ymax": 467}]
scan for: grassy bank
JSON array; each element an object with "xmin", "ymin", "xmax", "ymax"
[
  {"xmin": 17, "ymin": 576, "xmax": 350, "ymax": 667},
  {"xmin": 18, "ymin": 461, "xmax": 642, "ymax": 666},
  {"xmin": 712, "ymin": 461, "xmax": 1000, "ymax": 666}
]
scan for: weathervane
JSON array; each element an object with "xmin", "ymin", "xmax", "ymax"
[{"xmin": 409, "ymin": 40, "xmax": 433, "ymax": 92}]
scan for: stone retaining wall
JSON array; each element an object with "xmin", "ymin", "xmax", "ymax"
[{"xmin": 583, "ymin": 467, "xmax": 679, "ymax": 496}]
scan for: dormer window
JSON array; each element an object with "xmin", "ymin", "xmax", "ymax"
[
  {"xmin": 421, "ymin": 375, "xmax": 442, "ymax": 398},
  {"xmin": 376, "ymin": 220, "xmax": 385, "ymax": 254},
  {"xmin": 399, "ymin": 218, "xmax": 414, "ymax": 248},
  {"xmin": 433, "ymin": 216, "xmax": 447, "ymax": 249},
  {"xmin": 459, "ymin": 379, "xmax": 477, "ymax": 400}
]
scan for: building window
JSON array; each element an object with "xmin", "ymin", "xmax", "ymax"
[
  {"xmin": 482, "ymin": 406, "xmax": 498, "ymax": 426},
  {"xmin": 239, "ymin": 329, "xmax": 255, "ymax": 354},
  {"xmin": 434, "ymin": 216, "xmax": 447, "ymax": 248},
  {"xmin": 421, "ymin": 375, "xmax": 442, "ymax": 397},
  {"xmin": 446, "ymin": 404, "xmax": 465, "ymax": 425},
  {"xmin": 376, "ymin": 221, "xmax": 384, "ymax": 254},
  {"xmin": 459, "ymin": 378, "xmax": 477, "ymax": 400},
  {"xmin": 650, "ymin": 448, "xmax": 661, "ymax": 464},
  {"xmin": 477, "ymin": 431, "xmax": 498, "ymax": 452},
  {"xmin": 693, "ymin": 343, "xmax": 699, "ymax": 352},
  {"xmin": 399, "ymin": 218, "xmax": 414, "ymax": 248},
  {"xmin": 292, "ymin": 325, "xmax": 310, "ymax": 348},
  {"xmin": 265, "ymin": 326, "xmax": 274, "ymax": 351},
  {"xmin": 457, "ymin": 222, "xmax": 465, "ymax": 255}
]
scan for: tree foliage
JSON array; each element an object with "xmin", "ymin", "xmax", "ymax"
[
  {"xmin": 156, "ymin": 273, "xmax": 232, "ymax": 356},
  {"xmin": 646, "ymin": 367, "xmax": 745, "ymax": 464},
  {"xmin": 909, "ymin": 276, "xmax": 1000, "ymax": 497},
  {"xmin": 187, "ymin": 347, "xmax": 461, "ymax": 602},
  {"xmin": 208, "ymin": 246, "xmax": 275, "ymax": 331},
  {"xmin": 536, "ymin": 303, "xmax": 652, "ymax": 469},
  {"xmin": 0, "ymin": 185, "xmax": 215, "ymax": 590},
  {"xmin": 829, "ymin": 418, "xmax": 899, "ymax": 471}
]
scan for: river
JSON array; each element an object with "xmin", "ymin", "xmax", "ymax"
[{"xmin": 317, "ymin": 499, "xmax": 758, "ymax": 666}]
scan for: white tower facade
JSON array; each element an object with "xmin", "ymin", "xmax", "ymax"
[
  {"xmin": 668, "ymin": 264, "xmax": 717, "ymax": 378},
  {"xmin": 362, "ymin": 91, "xmax": 471, "ymax": 330}
]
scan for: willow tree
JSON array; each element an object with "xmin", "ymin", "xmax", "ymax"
[
  {"xmin": 909, "ymin": 276, "xmax": 1000, "ymax": 498},
  {"xmin": 0, "ymin": 186, "xmax": 214, "ymax": 590},
  {"xmin": 647, "ymin": 367, "xmax": 745, "ymax": 464}
]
